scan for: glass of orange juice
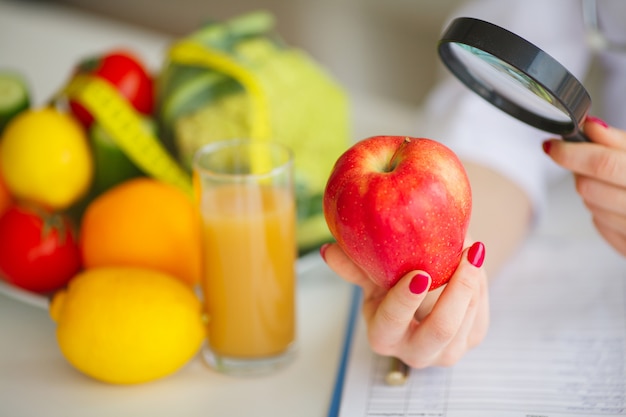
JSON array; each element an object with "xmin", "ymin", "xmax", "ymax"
[{"xmin": 192, "ymin": 139, "xmax": 297, "ymax": 375}]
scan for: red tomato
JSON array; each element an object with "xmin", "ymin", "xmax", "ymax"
[
  {"xmin": 69, "ymin": 49, "xmax": 154, "ymax": 128},
  {"xmin": 0, "ymin": 205, "xmax": 82, "ymax": 293}
]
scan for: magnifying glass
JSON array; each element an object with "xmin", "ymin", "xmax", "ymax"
[{"xmin": 438, "ymin": 17, "xmax": 592, "ymax": 142}]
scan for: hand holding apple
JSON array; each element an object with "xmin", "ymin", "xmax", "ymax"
[
  {"xmin": 320, "ymin": 240, "xmax": 489, "ymax": 368},
  {"xmin": 323, "ymin": 135, "xmax": 472, "ymax": 290}
]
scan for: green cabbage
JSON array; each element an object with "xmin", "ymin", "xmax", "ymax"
[{"xmin": 157, "ymin": 11, "xmax": 351, "ymax": 252}]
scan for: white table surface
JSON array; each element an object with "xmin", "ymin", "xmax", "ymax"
[
  {"xmin": 0, "ymin": 2, "xmax": 354, "ymax": 416},
  {"xmin": 0, "ymin": 1, "xmax": 601, "ymax": 416},
  {"xmin": 0, "ymin": 255, "xmax": 352, "ymax": 417}
]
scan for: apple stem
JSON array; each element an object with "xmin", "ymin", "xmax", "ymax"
[{"xmin": 386, "ymin": 137, "xmax": 411, "ymax": 173}]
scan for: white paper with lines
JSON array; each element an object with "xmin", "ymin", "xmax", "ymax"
[{"xmin": 336, "ymin": 236, "xmax": 626, "ymax": 416}]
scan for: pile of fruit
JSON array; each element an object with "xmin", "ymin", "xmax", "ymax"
[{"xmin": 0, "ymin": 10, "xmax": 350, "ymax": 385}]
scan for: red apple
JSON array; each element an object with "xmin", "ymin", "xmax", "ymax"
[{"xmin": 323, "ymin": 136, "xmax": 472, "ymax": 290}]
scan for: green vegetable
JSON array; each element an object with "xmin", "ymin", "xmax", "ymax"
[
  {"xmin": 0, "ymin": 70, "xmax": 30, "ymax": 135},
  {"xmin": 88, "ymin": 118, "xmax": 156, "ymax": 196},
  {"xmin": 157, "ymin": 11, "xmax": 350, "ymax": 252}
]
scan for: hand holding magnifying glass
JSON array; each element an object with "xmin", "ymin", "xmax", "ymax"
[
  {"xmin": 437, "ymin": 17, "xmax": 626, "ymax": 258},
  {"xmin": 438, "ymin": 17, "xmax": 592, "ymax": 142}
]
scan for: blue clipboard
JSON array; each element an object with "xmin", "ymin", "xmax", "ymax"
[{"xmin": 327, "ymin": 284, "xmax": 362, "ymax": 417}]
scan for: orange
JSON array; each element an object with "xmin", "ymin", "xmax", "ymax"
[{"xmin": 80, "ymin": 178, "xmax": 201, "ymax": 287}]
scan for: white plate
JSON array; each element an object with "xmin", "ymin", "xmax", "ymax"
[
  {"xmin": 0, "ymin": 280, "xmax": 50, "ymax": 310},
  {"xmin": 0, "ymin": 251, "xmax": 324, "ymax": 311}
]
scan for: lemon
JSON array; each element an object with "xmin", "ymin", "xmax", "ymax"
[
  {"xmin": 0, "ymin": 107, "xmax": 93, "ymax": 210},
  {"xmin": 49, "ymin": 267, "xmax": 205, "ymax": 384}
]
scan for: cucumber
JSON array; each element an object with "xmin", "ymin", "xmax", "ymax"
[
  {"xmin": 89, "ymin": 118, "xmax": 155, "ymax": 195},
  {"xmin": 297, "ymin": 213, "xmax": 333, "ymax": 255},
  {"xmin": 0, "ymin": 71, "xmax": 30, "ymax": 134},
  {"xmin": 295, "ymin": 190, "xmax": 332, "ymax": 253}
]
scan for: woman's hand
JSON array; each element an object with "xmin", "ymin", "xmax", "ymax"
[
  {"xmin": 543, "ymin": 117, "xmax": 626, "ymax": 256},
  {"xmin": 321, "ymin": 241, "xmax": 489, "ymax": 369}
]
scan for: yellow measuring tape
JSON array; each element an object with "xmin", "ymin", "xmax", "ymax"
[
  {"xmin": 64, "ymin": 74, "xmax": 193, "ymax": 195},
  {"xmin": 64, "ymin": 39, "xmax": 273, "ymax": 190}
]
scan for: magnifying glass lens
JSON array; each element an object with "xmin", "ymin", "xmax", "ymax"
[
  {"xmin": 438, "ymin": 18, "xmax": 591, "ymax": 142},
  {"xmin": 450, "ymin": 43, "xmax": 571, "ymax": 124}
]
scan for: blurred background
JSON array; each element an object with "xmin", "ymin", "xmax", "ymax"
[
  {"xmin": 27, "ymin": 0, "xmax": 465, "ymax": 107},
  {"xmin": 3, "ymin": 0, "xmax": 606, "ymax": 140}
]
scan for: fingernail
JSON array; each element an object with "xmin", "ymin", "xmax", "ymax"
[
  {"xmin": 319, "ymin": 243, "xmax": 330, "ymax": 262},
  {"xmin": 467, "ymin": 242, "xmax": 486, "ymax": 268},
  {"xmin": 542, "ymin": 140, "xmax": 551, "ymax": 154},
  {"xmin": 586, "ymin": 115, "xmax": 609, "ymax": 129},
  {"xmin": 409, "ymin": 272, "xmax": 430, "ymax": 295}
]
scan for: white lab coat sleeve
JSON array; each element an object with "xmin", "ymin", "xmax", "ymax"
[{"xmin": 420, "ymin": 0, "xmax": 593, "ymax": 222}]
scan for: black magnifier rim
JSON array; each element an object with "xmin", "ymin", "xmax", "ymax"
[{"xmin": 438, "ymin": 17, "xmax": 591, "ymax": 140}]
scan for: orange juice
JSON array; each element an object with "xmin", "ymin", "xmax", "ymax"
[{"xmin": 200, "ymin": 184, "xmax": 296, "ymax": 358}]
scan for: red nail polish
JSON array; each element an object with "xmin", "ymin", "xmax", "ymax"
[
  {"xmin": 320, "ymin": 243, "xmax": 330, "ymax": 262},
  {"xmin": 409, "ymin": 272, "xmax": 430, "ymax": 294},
  {"xmin": 586, "ymin": 115, "xmax": 609, "ymax": 129},
  {"xmin": 468, "ymin": 242, "xmax": 485, "ymax": 268},
  {"xmin": 542, "ymin": 140, "xmax": 551, "ymax": 154}
]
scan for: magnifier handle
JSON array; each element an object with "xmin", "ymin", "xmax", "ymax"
[{"xmin": 563, "ymin": 130, "xmax": 591, "ymax": 143}]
